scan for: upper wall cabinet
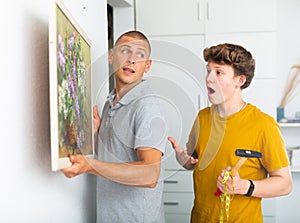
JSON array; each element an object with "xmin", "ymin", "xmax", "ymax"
[
  {"xmin": 205, "ymin": 0, "xmax": 277, "ymax": 34},
  {"xmin": 135, "ymin": 0, "xmax": 205, "ymax": 36},
  {"xmin": 135, "ymin": 0, "xmax": 277, "ymax": 36}
]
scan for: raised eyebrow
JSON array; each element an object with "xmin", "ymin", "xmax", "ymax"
[
  {"xmin": 119, "ymin": 44, "xmax": 131, "ymax": 49},
  {"xmin": 118, "ymin": 45, "xmax": 147, "ymax": 53},
  {"xmin": 136, "ymin": 47, "xmax": 147, "ymax": 54},
  {"xmin": 119, "ymin": 44, "xmax": 146, "ymax": 50}
]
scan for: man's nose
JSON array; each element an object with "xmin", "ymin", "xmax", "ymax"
[
  {"xmin": 206, "ymin": 70, "xmax": 214, "ymax": 82},
  {"xmin": 127, "ymin": 55, "xmax": 135, "ymax": 64}
]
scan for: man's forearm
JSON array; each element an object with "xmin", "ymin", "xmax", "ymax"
[
  {"xmin": 250, "ymin": 167, "xmax": 292, "ymax": 198},
  {"xmin": 87, "ymin": 158, "xmax": 161, "ymax": 187}
]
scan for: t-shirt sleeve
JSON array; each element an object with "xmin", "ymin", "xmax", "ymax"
[
  {"xmin": 133, "ymin": 96, "xmax": 168, "ymax": 155},
  {"xmin": 261, "ymin": 117, "xmax": 290, "ymax": 172}
]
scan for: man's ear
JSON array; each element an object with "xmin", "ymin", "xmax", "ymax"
[
  {"xmin": 109, "ymin": 49, "xmax": 113, "ymax": 64},
  {"xmin": 238, "ymin": 75, "xmax": 246, "ymax": 88},
  {"xmin": 144, "ymin": 59, "xmax": 152, "ymax": 73}
]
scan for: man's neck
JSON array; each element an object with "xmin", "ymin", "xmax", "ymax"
[
  {"xmin": 216, "ymin": 100, "xmax": 246, "ymax": 118},
  {"xmin": 114, "ymin": 78, "xmax": 143, "ymax": 105}
]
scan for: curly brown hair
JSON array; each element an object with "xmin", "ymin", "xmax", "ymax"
[{"xmin": 203, "ymin": 43, "xmax": 255, "ymax": 89}]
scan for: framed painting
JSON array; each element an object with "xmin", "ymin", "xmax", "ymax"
[{"xmin": 49, "ymin": 0, "xmax": 94, "ymax": 171}]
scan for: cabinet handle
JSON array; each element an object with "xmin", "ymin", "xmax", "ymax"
[
  {"xmin": 164, "ymin": 201, "xmax": 179, "ymax": 206},
  {"xmin": 206, "ymin": 2, "xmax": 210, "ymax": 20},
  {"xmin": 197, "ymin": 1, "xmax": 204, "ymax": 21},
  {"xmin": 197, "ymin": 1, "xmax": 200, "ymax": 21},
  {"xmin": 164, "ymin": 180, "xmax": 179, "ymax": 184}
]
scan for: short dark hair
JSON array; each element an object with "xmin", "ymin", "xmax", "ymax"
[
  {"xmin": 203, "ymin": 43, "xmax": 255, "ymax": 89},
  {"xmin": 115, "ymin": 30, "xmax": 151, "ymax": 54}
]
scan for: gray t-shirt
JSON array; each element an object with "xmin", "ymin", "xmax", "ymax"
[{"xmin": 97, "ymin": 80, "xmax": 167, "ymax": 223}]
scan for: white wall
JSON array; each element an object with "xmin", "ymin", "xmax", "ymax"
[
  {"xmin": 0, "ymin": 0, "xmax": 108, "ymax": 222},
  {"xmin": 276, "ymin": 1, "xmax": 300, "ymax": 222},
  {"xmin": 277, "ymin": 0, "xmax": 300, "ymax": 118}
]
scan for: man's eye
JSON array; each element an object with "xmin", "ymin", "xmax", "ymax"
[
  {"xmin": 136, "ymin": 53, "xmax": 145, "ymax": 59},
  {"xmin": 121, "ymin": 49, "xmax": 130, "ymax": 54}
]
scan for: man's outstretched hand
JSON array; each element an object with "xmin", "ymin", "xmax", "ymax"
[{"xmin": 168, "ymin": 137, "xmax": 198, "ymax": 169}]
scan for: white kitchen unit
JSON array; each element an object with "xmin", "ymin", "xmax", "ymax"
[
  {"xmin": 145, "ymin": 37, "xmax": 206, "ymax": 170},
  {"xmin": 143, "ymin": 32, "xmax": 207, "ymax": 171},
  {"xmin": 135, "ymin": 0, "xmax": 276, "ymax": 36},
  {"xmin": 205, "ymin": 0, "xmax": 276, "ymax": 34},
  {"xmin": 262, "ymin": 198, "xmax": 277, "ymax": 223},
  {"xmin": 276, "ymin": 123, "xmax": 300, "ymax": 223},
  {"xmin": 135, "ymin": 0, "xmax": 205, "ymax": 36},
  {"xmin": 280, "ymin": 123, "xmax": 300, "ymax": 170},
  {"xmin": 276, "ymin": 172, "xmax": 300, "ymax": 223},
  {"xmin": 163, "ymin": 170, "xmax": 194, "ymax": 222},
  {"xmin": 135, "ymin": 0, "xmax": 278, "ymax": 222},
  {"xmin": 142, "ymin": 32, "xmax": 206, "ymax": 223}
]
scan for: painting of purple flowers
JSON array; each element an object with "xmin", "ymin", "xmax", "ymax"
[{"xmin": 49, "ymin": 0, "xmax": 94, "ymax": 171}]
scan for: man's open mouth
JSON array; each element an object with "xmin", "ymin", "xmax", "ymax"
[
  {"xmin": 123, "ymin": 67, "xmax": 135, "ymax": 73},
  {"xmin": 208, "ymin": 87, "xmax": 215, "ymax": 94}
]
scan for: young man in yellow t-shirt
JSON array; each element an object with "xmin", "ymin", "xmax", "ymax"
[{"xmin": 169, "ymin": 43, "xmax": 292, "ymax": 222}]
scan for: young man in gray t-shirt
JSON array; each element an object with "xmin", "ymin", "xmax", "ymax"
[{"xmin": 62, "ymin": 30, "xmax": 168, "ymax": 223}]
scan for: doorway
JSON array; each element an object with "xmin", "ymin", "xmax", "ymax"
[
  {"xmin": 107, "ymin": 4, "xmax": 114, "ymax": 92},
  {"xmin": 107, "ymin": 0, "xmax": 135, "ymax": 92}
]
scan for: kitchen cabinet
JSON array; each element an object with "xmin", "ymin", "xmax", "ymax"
[
  {"xmin": 144, "ymin": 36, "xmax": 204, "ymax": 222},
  {"xmin": 135, "ymin": 0, "xmax": 278, "ymax": 222},
  {"xmin": 163, "ymin": 170, "xmax": 194, "ymax": 223},
  {"xmin": 136, "ymin": 0, "xmax": 278, "ymax": 78},
  {"xmin": 135, "ymin": 0, "xmax": 277, "ymax": 36},
  {"xmin": 262, "ymin": 198, "xmax": 277, "ymax": 223},
  {"xmin": 146, "ymin": 36, "xmax": 206, "ymax": 171},
  {"xmin": 276, "ymin": 172, "xmax": 300, "ymax": 223},
  {"xmin": 205, "ymin": 0, "xmax": 277, "ymax": 34},
  {"xmin": 275, "ymin": 123, "xmax": 300, "ymax": 222},
  {"xmin": 135, "ymin": 0, "xmax": 205, "ymax": 36},
  {"xmin": 279, "ymin": 123, "xmax": 300, "ymax": 171}
]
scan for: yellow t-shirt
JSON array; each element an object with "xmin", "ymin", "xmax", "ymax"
[{"xmin": 186, "ymin": 104, "xmax": 290, "ymax": 223}]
